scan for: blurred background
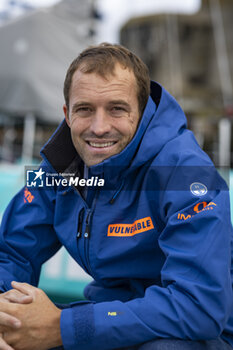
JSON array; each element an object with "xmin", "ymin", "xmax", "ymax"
[{"xmin": 0, "ymin": 0, "xmax": 232, "ymax": 302}]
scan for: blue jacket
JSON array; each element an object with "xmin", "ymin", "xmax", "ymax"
[{"xmin": 0, "ymin": 82, "xmax": 233, "ymax": 349}]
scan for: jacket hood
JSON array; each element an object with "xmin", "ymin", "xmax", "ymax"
[
  {"xmin": 132, "ymin": 81, "xmax": 187, "ymax": 168},
  {"xmin": 41, "ymin": 81, "xmax": 187, "ymax": 180}
]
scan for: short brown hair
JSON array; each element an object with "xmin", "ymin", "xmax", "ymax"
[{"xmin": 63, "ymin": 43, "xmax": 150, "ymax": 115}]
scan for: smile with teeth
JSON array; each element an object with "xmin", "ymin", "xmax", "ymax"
[{"xmin": 88, "ymin": 141, "xmax": 116, "ymax": 148}]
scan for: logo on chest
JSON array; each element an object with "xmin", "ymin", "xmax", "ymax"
[{"xmin": 107, "ymin": 217, "xmax": 154, "ymax": 237}]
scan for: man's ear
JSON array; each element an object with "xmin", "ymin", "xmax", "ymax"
[{"xmin": 63, "ymin": 104, "xmax": 70, "ymax": 127}]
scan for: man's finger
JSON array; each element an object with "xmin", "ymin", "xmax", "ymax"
[
  {"xmin": 11, "ymin": 281, "xmax": 35, "ymax": 296},
  {"xmin": 3, "ymin": 291, "xmax": 33, "ymax": 304},
  {"xmin": 0, "ymin": 312, "xmax": 21, "ymax": 329},
  {"xmin": 0, "ymin": 335, "xmax": 15, "ymax": 350}
]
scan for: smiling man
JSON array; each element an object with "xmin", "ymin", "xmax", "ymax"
[
  {"xmin": 64, "ymin": 62, "xmax": 141, "ymax": 166},
  {"xmin": 0, "ymin": 43, "xmax": 233, "ymax": 350}
]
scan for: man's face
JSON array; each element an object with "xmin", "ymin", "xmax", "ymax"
[{"xmin": 64, "ymin": 64, "xmax": 141, "ymax": 166}]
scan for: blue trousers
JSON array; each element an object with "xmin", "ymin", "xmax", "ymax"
[
  {"xmin": 121, "ymin": 338, "xmax": 233, "ymax": 350},
  {"xmin": 52, "ymin": 338, "xmax": 233, "ymax": 349}
]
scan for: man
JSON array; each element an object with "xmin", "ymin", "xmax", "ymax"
[{"xmin": 0, "ymin": 43, "xmax": 232, "ymax": 350}]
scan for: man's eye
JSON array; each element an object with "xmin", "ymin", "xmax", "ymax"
[
  {"xmin": 77, "ymin": 107, "xmax": 91, "ymax": 112},
  {"xmin": 111, "ymin": 106, "xmax": 127, "ymax": 116},
  {"xmin": 74, "ymin": 107, "xmax": 92, "ymax": 116},
  {"xmin": 113, "ymin": 106, "xmax": 125, "ymax": 111}
]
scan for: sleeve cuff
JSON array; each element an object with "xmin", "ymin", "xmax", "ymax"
[
  {"xmin": 60, "ymin": 308, "xmax": 76, "ymax": 350},
  {"xmin": 60, "ymin": 302, "xmax": 95, "ymax": 350}
]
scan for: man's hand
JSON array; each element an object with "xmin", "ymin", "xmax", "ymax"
[
  {"xmin": 0, "ymin": 287, "xmax": 33, "ymax": 350},
  {"xmin": 0, "ymin": 282, "xmax": 62, "ymax": 350}
]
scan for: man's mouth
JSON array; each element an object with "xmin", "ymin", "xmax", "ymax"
[{"xmin": 87, "ymin": 141, "xmax": 116, "ymax": 148}]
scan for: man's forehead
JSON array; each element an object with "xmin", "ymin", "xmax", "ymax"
[
  {"xmin": 72, "ymin": 63, "xmax": 136, "ymax": 85},
  {"xmin": 70, "ymin": 78, "xmax": 135, "ymax": 105},
  {"xmin": 69, "ymin": 68, "xmax": 137, "ymax": 102}
]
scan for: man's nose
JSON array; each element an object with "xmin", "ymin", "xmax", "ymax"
[{"xmin": 89, "ymin": 110, "xmax": 111, "ymax": 136}]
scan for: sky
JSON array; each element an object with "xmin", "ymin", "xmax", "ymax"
[
  {"xmin": 0, "ymin": 0, "xmax": 201, "ymax": 43},
  {"xmin": 0, "ymin": 0, "xmax": 58, "ymax": 10},
  {"xmin": 97, "ymin": 0, "xmax": 201, "ymax": 42},
  {"xmin": 0, "ymin": 0, "xmax": 201, "ymax": 11}
]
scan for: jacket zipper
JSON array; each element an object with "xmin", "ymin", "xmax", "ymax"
[
  {"xmin": 77, "ymin": 208, "xmax": 84, "ymax": 238},
  {"xmin": 83, "ymin": 190, "xmax": 99, "ymax": 276},
  {"xmin": 84, "ymin": 209, "xmax": 93, "ymax": 274},
  {"xmin": 76, "ymin": 208, "xmax": 89, "ymax": 273},
  {"xmin": 84, "ymin": 210, "xmax": 91, "ymax": 238},
  {"xmin": 76, "ymin": 184, "xmax": 99, "ymax": 276}
]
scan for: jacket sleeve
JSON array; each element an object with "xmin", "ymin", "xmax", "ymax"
[
  {"xmin": 0, "ymin": 181, "xmax": 61, "ymax": 292},
  {"xmin": 60, "ymin": 165, "xmax": 233, "ymax": 350}
]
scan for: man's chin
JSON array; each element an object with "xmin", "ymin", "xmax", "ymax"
[
  {"xmin": 84, "ymin": 156, "xmax": 109, "ymax": 167},
  {"xmin": 83, "ymin": 152, "xmax": 119, "ymax": 166}
]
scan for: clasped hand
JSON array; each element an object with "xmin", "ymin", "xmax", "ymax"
[{"xmin": 0, "ymin": 282, "xmax": 62, "ymax": 350}]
